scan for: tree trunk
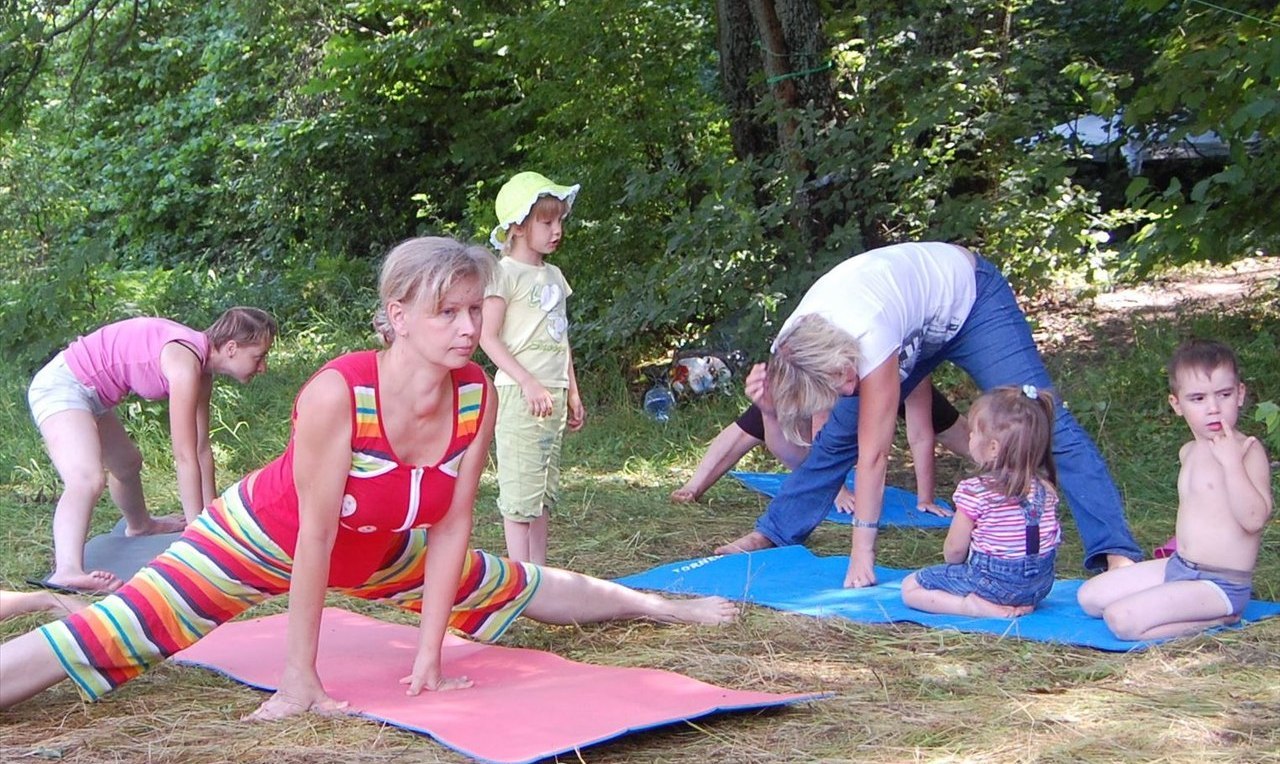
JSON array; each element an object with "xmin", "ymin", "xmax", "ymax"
[
  {"xmin": 714, "ymin": 0, "xmax": 774, "ymax": 160},
  {"xmin": 751, "ymin": 0, "xmax": 838, "ymax": 264}
]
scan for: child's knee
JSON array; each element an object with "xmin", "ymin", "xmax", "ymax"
[
  {"xmin": 110, "ymin": 446, "xmax": 144, "ymax": 478},
  {"xmin": 900, "ymin": 573, "xmax": 921, "ymax": 603},
  {"xmin": 103, "ymin": 440, "xmax": 144, "ymax": 476},
  {"xmin": 1101, "ymin": 606, "xmax": 1143, "ymax": 641},
  {"xmin": 1075, "ymin": 580, "xmax": 1107, "ymax": 616}
]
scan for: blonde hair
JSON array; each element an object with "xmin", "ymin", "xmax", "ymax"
[
  {"xmin": 768, "ymin": 314, "xmax": 862, "ymax": 445},
  {"xmin": 502, "ymin": 195, "xmax": 570, "ymax": 253},
  {"xmin": 969, "ymin": 385, "xmax": 1058, "ymax": 499},
  {"xmin": 372, "ymin": 236, "xmax": 496, "ymax": 346},
  {"xmin": 205, "ymin": 307, "xmax": 277, "ymax": 349}
]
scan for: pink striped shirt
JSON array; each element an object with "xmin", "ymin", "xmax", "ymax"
[{"xmin": 954, "ymin": 476, "xmax": 1061, "ymax": 559}]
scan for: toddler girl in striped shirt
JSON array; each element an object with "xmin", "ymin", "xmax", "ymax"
[{"xmin": 901, "ymin": 385, "xmax": 1061, "ymax": 617}]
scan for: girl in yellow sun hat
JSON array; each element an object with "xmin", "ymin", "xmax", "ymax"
[{"xmin": 480, "ymin": 171, "xmax": 584, "ymax": 565}]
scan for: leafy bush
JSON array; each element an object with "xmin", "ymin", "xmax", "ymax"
[
  {"xmin": 2, "ymin": 0, "xmax": 1273, "ymax": 379},
  {"xmin": 1256, "ymin": 401, "xmax": 1280, "ymax": 458}
]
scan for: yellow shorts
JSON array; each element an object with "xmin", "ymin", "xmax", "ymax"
[{"xmin": 494, "ymin": 385, "xmax": 567, "ymax": 521}]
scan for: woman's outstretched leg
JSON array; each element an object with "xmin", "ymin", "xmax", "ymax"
[{"xmin": 522, "ymin": 566, "xmax": 738, "ymax": 626}]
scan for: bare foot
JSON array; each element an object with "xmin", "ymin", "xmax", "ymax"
[
  {"xmin": 46, "ymin": 592, "xmax": 89, "ymax": 616},
  {"xmin": 125, "ymin": 514, "xmax": 186, "ymax": 536},
  {"xmin": 963, "ymin": 594, "xmax": 1033, "ymax": 618},
  {"xmin": 670, "ymin": 485, "xmax": 700, "ymax": 504},
  {"xmin": 654, "ymin": 595, "xmax": 739, "ymax": 625},
  {"xmin": 0, "ymin": 590, "xmax": 89, "ymax": 620},
  {"xmin": 1105, "ymin": 554, "xmax": 1137, "ymax": 571},
  {"xmin": 46, "ymin": 569, "xmax": 121, "ymax": 595},
  {"xmin": 714, "ymin": 530, "xmax": 774, "ymax": 555}
]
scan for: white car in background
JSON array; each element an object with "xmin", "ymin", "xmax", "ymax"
[{"xmin": 1048, "ymin": 112, "xmax": 1233, "ymax": 175}]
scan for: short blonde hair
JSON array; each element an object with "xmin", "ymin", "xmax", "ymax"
[
  {"xmin": 205, "ymin": 307, "xmax": 277, "ymax": 349},
  {"xmin": 768, "ymin": 314, "xmax": 861, "ymax": 445},
  {"xmin": 372, "ymin": 236, "xmax": 495, "ymax": 346}
]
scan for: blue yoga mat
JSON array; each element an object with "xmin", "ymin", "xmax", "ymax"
[
  {"xmin": 616, "ymin": 546, "xmax": 1280, "ymax": 652},
  {"xmin": 729, "ymin": 471, "xmax": 952, "ymax": 529}
]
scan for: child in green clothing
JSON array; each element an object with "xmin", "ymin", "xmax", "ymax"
[{"xmin": 480, "ymin": 171, "xmax": 585, "ymax": 564}]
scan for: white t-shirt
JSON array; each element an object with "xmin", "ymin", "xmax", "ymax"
[
  {"xmin": 774, "ymin": 242, "xmax": 977, "ymax": 381},
  {"xmin": 486, "ymin": 257, "xmax": 573, "ymax": 388}
]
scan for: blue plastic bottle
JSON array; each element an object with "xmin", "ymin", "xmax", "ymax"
[{"xmin": 643, "ymin": 384, "xmax": 675, "ymax": 422}]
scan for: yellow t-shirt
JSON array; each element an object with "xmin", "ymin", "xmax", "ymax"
[{"xmin": 487, "ymin": 257, "xmax": 573, "ymax": 388}]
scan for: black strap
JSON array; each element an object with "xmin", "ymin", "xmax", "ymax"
[{"xmin": 1019, "ymin": 481, "xmax": 1047, "ymax": 557}]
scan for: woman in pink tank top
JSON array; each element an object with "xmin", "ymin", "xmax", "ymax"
[{"xmin": 27, "ymin": 307, "xmax": 277, "ymax": 593}]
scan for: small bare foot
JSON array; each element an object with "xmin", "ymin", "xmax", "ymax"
[
  {"xmin": 657, "ymin": 595, "xmax": 739, "ymax": 625},
  {"xmin": 714, "ymin": 530, "xmax": 774, "ymax": 555},
  {"xmin": 1105, "ymin": 554, "xmax": 1136, "ymax": 571},
  {"xmin": 126, "ymin": 514, "xmax": 186, "ymax": 537},
  {"xmin": 0, "ymin": 590, "xmax": 90, "ymax": 619},
  {"xmin": 46, "ymin": 592, "xmax": 90, "ymax": 615},
  {"xmin": 962, "ymin": 594, "xmax": 1033, "ymax": 618},
  {"xmin": 670, "ymin": 486, "xmax": 700, "ymax": 504},
  {"xmin": 47, "ymin": 569, "xmax": 121, "ymax": 595},
  {"xmin": 833, "ymin": 485, "xmax": 856, "ymax": 514}
]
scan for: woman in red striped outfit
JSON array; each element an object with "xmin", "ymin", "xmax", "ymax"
[{"xmin": 1, "ymin": 237, "xmax": 736, "ymax": 717}]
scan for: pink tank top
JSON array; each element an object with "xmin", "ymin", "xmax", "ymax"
[
  {"xmin": 249, "ymin": 351, "xmax": 488, "ymax": 587},
  {"xmin": 63, "ymin": 317, "xmax": 209, "ymax": 408}
]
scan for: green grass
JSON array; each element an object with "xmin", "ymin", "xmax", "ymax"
[{"xmin": 2, "ymin": 267, "xmax": 1278, "ymax": 763}]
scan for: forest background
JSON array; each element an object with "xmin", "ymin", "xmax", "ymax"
[
  {"xmin": 2, "ymin": 0, "xmax": 1277, "ymax": 375},
  {"xmin": 3, "ymin": 3, "xmax": 1280, "ymax": 761}
]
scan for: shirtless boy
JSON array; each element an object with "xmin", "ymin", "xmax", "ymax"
[{"xmin": 1077, "ymin": 339, "xmax": 1273, "ymax": 640}]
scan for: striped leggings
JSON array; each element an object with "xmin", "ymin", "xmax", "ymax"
[{"xmin": 39, "ymin": 481, "xmax": 542, "ymax": 700}]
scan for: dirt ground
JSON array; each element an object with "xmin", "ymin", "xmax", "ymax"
[{"xmin": 1027, "ymin": 256, "xmax": 1280, "ymax": 354}]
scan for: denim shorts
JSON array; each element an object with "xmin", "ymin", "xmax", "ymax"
[
  {"xmin": 28, "ymin": 352, "xmax": 109, "ymax": 427},
  {"xmin": 1165, "ymin": 552, "xmax": 1253, "ymax": 617},
  {"xmin": 914, "ymin": 549, "xmax": 1058, "ymax": 607}
]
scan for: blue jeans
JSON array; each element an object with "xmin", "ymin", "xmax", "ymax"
[
  {"xmin": 914, "ymin": 549, "xmax": 1058, "ymax": 607},
  {"xmin": 755, "ymin": 256, "xmax": 1141, "ymax": 571}
]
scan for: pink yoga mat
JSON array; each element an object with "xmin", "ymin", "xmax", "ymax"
[{"xmin": 173, "ymin": 608, "xmax": 823, "ymax": 764}]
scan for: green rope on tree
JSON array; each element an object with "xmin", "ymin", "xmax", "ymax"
[
  {"xmin": 766, "ymin": 60, "xmax": 833, "ymax": 85},
  {"xmin": 1188, "ymin": 0, "xmax": 1280, "ymax": 28}
]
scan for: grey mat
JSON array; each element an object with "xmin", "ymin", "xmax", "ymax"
[{"xmin": 30, "ymin": 518, "xmax": 182, "ymax": 593}]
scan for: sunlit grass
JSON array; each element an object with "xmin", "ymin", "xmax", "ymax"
[{"xmin": 1, "ymin": 265, "xmax": 1277, "ymax": 762}]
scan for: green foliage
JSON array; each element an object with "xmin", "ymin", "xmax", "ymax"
[
  {"xmin": 1114, "ymin": 0, "xmax": 1280, "ymax": 275},
  {"xmin": 1256, "ymin": 400, "xmax": 1280, "ymax": 458},
  {"xmin": 1, "ymin": 0, "xmax": 1273, "ymax": 379}
]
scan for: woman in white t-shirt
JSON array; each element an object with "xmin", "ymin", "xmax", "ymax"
[{"xmin": 715, "ymin": 242, "xmax": 1140, "ymax": 588}]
